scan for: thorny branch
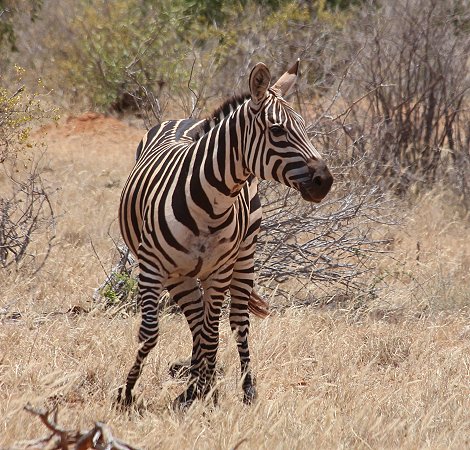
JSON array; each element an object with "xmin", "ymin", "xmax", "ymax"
[
  {"xmin": 187, "ymin": 57, "xmax": 200, "ymax": 119},
  {"xmin": 123, "ymin": 68, "xmax": 163, "ymax": 129},
  {"xmin": 256, "ymin": 176, "xmax": 394, "ymax": 301},
  {"xmin": 0, "ymin": 159, "xmax": 56, "ymax": 273}
]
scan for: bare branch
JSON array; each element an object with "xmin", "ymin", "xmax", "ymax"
[{"xmin": 21, "ymin": 404, "xmax": 142, "ymax": 450}]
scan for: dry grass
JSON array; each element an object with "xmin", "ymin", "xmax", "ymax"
[{"xmin": 1, "ymin": 115, "xmax": 469, "ymax": 449}]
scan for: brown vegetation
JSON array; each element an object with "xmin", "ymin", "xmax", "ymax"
[{"xmin": 1, "ymin": 116, "xmax": 469, "ymax": 449}]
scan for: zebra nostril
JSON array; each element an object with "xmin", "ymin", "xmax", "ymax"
[{"xmin": 313, "ymin": 175, "xmax": 322, "ymax": 186}]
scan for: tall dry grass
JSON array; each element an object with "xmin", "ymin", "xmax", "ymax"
[{"xmin": 1, "ymin": 115, "xmax": 469, "ymax": 449}]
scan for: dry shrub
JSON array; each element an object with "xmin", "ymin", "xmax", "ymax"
[
  {"xmin": 256, "ymin": 176, "xmax": 394, "ymax": 303},
  {"xmin": 252, "ymin": 0, "xmax": 470, "ymax": 306},
  {"xmin": 0, "ymin": 159, "xmax": 54, "ymax": 271},
  {"xmin": 329, "ymin": 0, "xmax": 470, "ymax": 201},
  {"xmin": 0, "ymin": 74, "xmax": 55, "ymax": 272}
]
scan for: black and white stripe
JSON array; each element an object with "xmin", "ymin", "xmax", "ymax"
[{"xmin": 117, "ymin": 61, "xmax": 333, "ymax": 408}]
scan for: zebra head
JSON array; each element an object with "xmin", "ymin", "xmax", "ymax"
[{"xmin": 246, "ymin": 61, "xmax": 333, "ymax": 203}]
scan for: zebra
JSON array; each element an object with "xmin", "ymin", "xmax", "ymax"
[{"xmin": 117, "ymin": 60, "xmax": 333, "ymax": 409}]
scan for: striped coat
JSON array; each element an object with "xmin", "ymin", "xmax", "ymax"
[{"xmin": 118, "ymin": 61, "xmax": 333, "ymax": 408}]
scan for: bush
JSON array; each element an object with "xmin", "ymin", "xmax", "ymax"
[
  {"xmin": 11, "ymin": 0, "xmax": 358, "ymax": 114},
  {"xmin": 0, "ymin": 0, "xmax": 42, "ymax": 52},
  {"xmin": 329, "ymin": 0, "xmax": 470, "ymax": 201},
  {"xmin": 49, "ymin": 0, "xmax": 192, "ymax": 113},
  {"xmin": 0, "ymin": 69, "xmax": 55, "ymax": 272},
  {"xmin": 93, "ymin": 244, "xmax": 138, "ymax": 310}
]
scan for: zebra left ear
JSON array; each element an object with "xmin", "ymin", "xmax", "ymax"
[
  {"xmin": 271, "ymin": 59, "xmax": 300, "ymax": 98},
  {"xmin": 249, "ymin": 63, "xmax": 271, "ymax": 105}
]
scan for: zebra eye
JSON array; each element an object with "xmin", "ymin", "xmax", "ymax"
[{"xmin": 270, "ymin": 125, "xmax": 286, "ymax": 137}]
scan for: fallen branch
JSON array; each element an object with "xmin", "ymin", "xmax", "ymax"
[{"xmin": 16, "ymin": 404, "xmax": 141, "ymax": 450}]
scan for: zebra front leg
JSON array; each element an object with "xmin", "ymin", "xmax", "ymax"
[
  {"xmin": 117, "ymin": 269, "xmax": 164, "ymax": 407},
  {"xmin": 230, "ymin": 262, "xmax": 257, "ymax": 404}
]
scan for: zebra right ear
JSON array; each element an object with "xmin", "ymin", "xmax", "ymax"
[{"xmin": 249, "ymin": 63, "xmax": 271, "ymax": 106}]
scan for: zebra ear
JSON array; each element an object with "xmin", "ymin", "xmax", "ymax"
[
  {"xmin": 271, "ymin": 59, "xmax": 300, "ymax": 98},
  {"xmin": 249, "ymin": 63, "xmax": 271, "ymax": 105}
]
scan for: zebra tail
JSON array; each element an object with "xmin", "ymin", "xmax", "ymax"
[{"xmin": 248, "ymin": 290, "xmax": 270, "ymax": 319}]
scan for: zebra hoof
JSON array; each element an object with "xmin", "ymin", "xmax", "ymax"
[
  {"xmin": 243, "ymin": 385, "xmax": 257, "ymax": 405},
  {"xmin": 172, "ymin": 390, "xmax": 195, "ymax": 412},
  {"xmin": 116, "ymin": 387, "xmax": 134, "ymax": 409}
]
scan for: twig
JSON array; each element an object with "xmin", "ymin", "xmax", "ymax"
[
  {"xmin": 187, "ymin": 58, "xmax": 200, "ymax": 119},
  {"xmin": 328, "ymin": 84, "xmax": 395, "ymax": 123},
  {"xmin": 89, "ymin": 237, "xmax": 110, "ymax": 281}
]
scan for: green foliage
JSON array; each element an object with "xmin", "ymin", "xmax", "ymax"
[
  {"xmin": 38, "ymin": 0, "xmax": 360, "ymax": 110},
  {"xmin": 178, "ymin": 0, "xmax": 299, "ymax": 26},
  {"xmin": 0, "ymin": 0, "xmax": 366, "ymax": 111},
  {"xmin": 1, "ymin": 0, "xmax": 358, "ymax": 116},
  {"xmin": 181, "ymin": 0, "xmax": 233, "ymax": 25},
  {"xmin": 0, "ymin": 66, "xmax": 54, "ymax": 162},
  {"xmin": 314, "ymin": 0, "xmax": 357, "ymax": 27},
  {"xmin": 264, "ymin": 2, "xmax": 310, "ymax": 29},
  {"xmin": 100, "ymin": 272, "xmax": 138, "ymax": 307},
  {"xmin": 50, "ymin": 0, "xmax": 192, "ymax": 109},
  {"xmin": 323, "ymin": 0, "xmax": 362, "ymax": 9},
  {"xmin": 0, "ymin": 0, "xmax": 43, "ymax": 51}
]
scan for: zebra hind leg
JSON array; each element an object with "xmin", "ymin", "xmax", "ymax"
[
  {"xmin": 117, "ymin": 273, "xmax": 164, "ymax": 408},
  {"xmin": 193, "ymin": 282, "xmax": 227, "ymax": 406},
  {"xmin": 166, "ymin": 278, "xmax": 206, "ymax": 410},
  {"xmin": 172, "ymin": 281, "xmax": 225, "ymax": 410}
]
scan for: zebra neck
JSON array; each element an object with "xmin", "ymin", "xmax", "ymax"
[{"xmin": 191, "ymin": 106, "xmax": 251, "ymax": 217}]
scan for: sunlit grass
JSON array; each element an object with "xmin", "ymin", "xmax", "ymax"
[{"xmin": 1, "ymin": 115, "xmax": 469, "ymax": 449}]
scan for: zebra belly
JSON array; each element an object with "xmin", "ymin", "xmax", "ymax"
[
  {"xmin": 156, "ymin": 215, "xmax": 240, "ymax": 279},
  {"xmin": 184, "ymin": 229, "xmax": 241, "ymax": 279}
]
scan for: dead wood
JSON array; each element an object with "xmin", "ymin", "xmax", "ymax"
[{"xmin": 13, "ymin": 405, "xmax": 141, "ymax": 450}]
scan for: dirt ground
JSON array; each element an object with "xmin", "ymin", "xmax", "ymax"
[{"xmin": 1, "ymin": 114, "xmax": 469, "ymax": 449}]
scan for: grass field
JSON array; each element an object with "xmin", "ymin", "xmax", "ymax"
[{"xmin": 1, "ymin": 114, "xmax": 469, "ymax": 449}]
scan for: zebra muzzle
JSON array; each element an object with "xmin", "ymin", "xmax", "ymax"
[{"xmin": 298, "ymin": 159, "xmax": 334, "ymax": 202}]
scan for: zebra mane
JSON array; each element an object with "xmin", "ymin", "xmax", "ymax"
[{"xmin": 193, "ymin": 92, "xmax": 251, "ymax": 140}]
